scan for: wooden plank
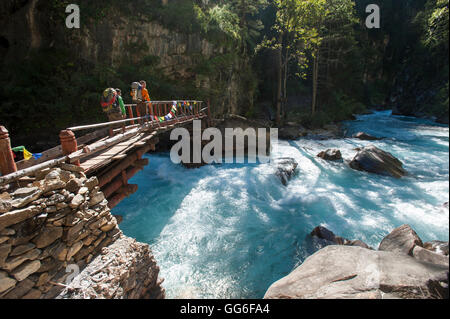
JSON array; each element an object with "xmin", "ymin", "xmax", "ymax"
[
  {"xmin": 84, "ymin": 160, "xmax": 112, "ymax": 174},
  {"xmin": 106, "ymin": 133, "xmax": 153, "ymax": 156},
  {"xmin": 112, "ymin": 154, "xmax": 127, "ymax": 161},
  {"xmin": 79, "ymin": 133, "xmax": 147, "ymax": 172},
  {"xmin": 134, "ymin": 142, "xmax": 147, "ymax": 147},
  {"xmin": 77, "ymin": 117, "xmax": 203, "ymax": 174},
  {"xmin": 69, "ymin": 127, "xmax": 143, "ymax": 164}
]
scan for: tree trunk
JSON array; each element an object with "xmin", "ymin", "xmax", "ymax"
[
  {"xmin": 276, "ymin": 34, "xmax": 283, "ymax": 126},
  {"xmin": 283, "ymin": 47, "xmax": 289, "ymax": 122},
  {"xmin": 312, "ymin": 53, "xmax": 319, "ymax": 116}
]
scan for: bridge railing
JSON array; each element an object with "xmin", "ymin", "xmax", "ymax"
[
  {"xmin": 0, "ymin": 99, "xmax": 211, "ymax": 185},
  {"xmin": 68, "ymin": 100, "xmax": 207, "ymax": 132}
]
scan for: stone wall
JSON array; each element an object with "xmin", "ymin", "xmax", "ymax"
[{"xmin": 0, "ymin": 163, "xmax": 164, "ymax": 299}]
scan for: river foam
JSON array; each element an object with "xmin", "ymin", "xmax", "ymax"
[{"xmin": 114, "ymin": 110, "xmax": 449, "ymax": 299}]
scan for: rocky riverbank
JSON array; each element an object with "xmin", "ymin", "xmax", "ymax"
[
  {"xmin": 264, "ymin": 225, "xmax": 449, "ymax": 299},
  {"xmin": 0, "ymin": 164, "xmax": 164, "ymax": 299},
  {"xmin": 57, "ymin": 236, "xmax": 164, "ymax": 299},
  {"xmin": 279, "ymin": 123, "xmax": 344, "ymax": 141}
]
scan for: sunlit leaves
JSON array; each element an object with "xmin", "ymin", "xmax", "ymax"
[{"xmin": 425, "ymin": 0, "xmax": 449, "ymax": 47}]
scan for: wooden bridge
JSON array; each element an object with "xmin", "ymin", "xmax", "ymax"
[{"xmin": 0, "ymin": 100, "xmax": 211, "ymax": 209}]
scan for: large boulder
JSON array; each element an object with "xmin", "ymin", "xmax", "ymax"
[
  {"xmin": 264, "ymin": 245, "xmax": 448, "ymax": 299},
  {"xmin": 311, "ymin": 226, "xmax": 338, "ymax": 242},
  {"xmin": 412, "ymin": 246, "xmax": 449, "ymax": 267},
  {"xmin": 317, "ymin": 149, "xmax": 342, "ymax": 161},
  {"xmin": 378, "ymin": 225, "xmax": 423, "ymax": 255},
  {"xmin": 310, "ymin": 226, "xmax": 371, "ymax": 250},
  {"xmin": 349, "ymin": 146, "xmax": 407, "ymax": 178},
  {"xmin": 423, "ymin": 241, "xmax": 449, "ymax": 256},
  {"xmin": 274, "ymin": 158, "xmax": 298, "ymax": 186},
  {"xmin": 353, "ymin": 132, "xmax": 383, "ymax": 141}
]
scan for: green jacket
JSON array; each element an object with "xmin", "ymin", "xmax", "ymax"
[{"xmin": 117, "ymin": 95, "xmax": 126, "ymax": 116}]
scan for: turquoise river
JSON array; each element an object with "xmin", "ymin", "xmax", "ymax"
[{"xmin": 113, "ymin": 111, "xmax": 449, "ymax": 299}]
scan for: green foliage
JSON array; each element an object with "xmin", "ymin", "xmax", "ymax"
[
  {"xmin": 2, "ymin": 0, "xmax": 448, "ymax": 149},
  {"xmin": 295, "ymin": 90, "xmax": 366, "ymax": 128},
  {"xmin": 424, "ymin": 0, "xmax": 449, "ymax": 48},
  {"xmin": 194, "ymin": 0, "xmax": 267, "ymax": 50},
  {"xmin": 257, "ymin": 0, "xmax": 328, "ymax": 75},
  {"xmin": 327, "ymin": 91, "xmax": 366, "ymax": 121},
  {"xmin": 156, "ymin": 1, "xmax": 203, "ymax": 34},
  {"xmin": 299, "ymin": 111, "xmax": 331, "ymax": 128},
  {"xmin": 429, "ymin": 82, "xmax": 449, "ymax": 118},
  {"xmin": 194, "ymin": 53, "xmax": 238, "ymax": 76},
  {"xmin": 207, "ymin": 5, "xmax": 241, "ymax": 40}
]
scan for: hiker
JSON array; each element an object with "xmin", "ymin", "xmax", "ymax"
[
  {"xmin": 115, "ymin": 88, "xmax": 127, "ymax": 119},
  {"xmin": 101, "ymin": 88, "xmax": 126, "ymax": 130},
  {"xmin": 137, "ymin": 80, "xmax": 150, "ymax": 124}
]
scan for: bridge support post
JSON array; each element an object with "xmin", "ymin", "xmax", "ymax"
[
  {"xmin": 60, "ymin": 129, "xmax": 80, "ymax": 166},
  {"xmin": 0, "ymin": 126, "xmax": 18, "ymax": 176}
]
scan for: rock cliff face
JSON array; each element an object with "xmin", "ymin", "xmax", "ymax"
[
  {"xmin": 0, "ymin": 0, "xmax": 245, "ymax": 116},
  {"xmin": 1, "ymin": 1, "xmax": 214, "ymax": 67}
]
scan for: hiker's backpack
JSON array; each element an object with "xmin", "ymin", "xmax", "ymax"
[
  {"xmin": 131, "ymin": 82, "xmax": 143, "ymax": 102},
  {"xmin": 101, "ymin": 88, "xmax": 118, "ymax": 113}
]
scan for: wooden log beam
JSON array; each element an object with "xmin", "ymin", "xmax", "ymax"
[
  {"xmin": 132, "ymin": 158, "xmax": 149, "ymax": 168},
  {"xmin": 98, "ymin": 152, "xmax": 140, "ymax": 188},
  {"xmin": 107, "ymin": 167, "xmax": 142, "ymax": 210},
  {"xmin": 126, "ymin": 165, "xmax": 144, "ymax": 181},
  {"xmin": 107, "ymin": 193, "xmax": 127, "ymax": 209},
  {"xmin": 102, "ymin": 166, "xmax": 140, "ymax": 199},
  {"xmin": 98, "ymin": 144, "xmax": 151, "ymax": 187},
  {"xmin": 102, "ymin": 175, "xmax": 125, "ymax": 199},
  {"xmin": 136, "ymin": 145, "xmax": 152, "ymax": 159},
  {"xmin": 0, "ymin": 156, "xmax": 67, "ymax": 186},
  {"xmin": 117, "ymin": 184, "xmax": 138, "ymax": 196}
]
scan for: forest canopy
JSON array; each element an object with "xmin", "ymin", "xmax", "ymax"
[{"xmin": 0, "ymin": 0, "xmax": 448, "ymax": 149}]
